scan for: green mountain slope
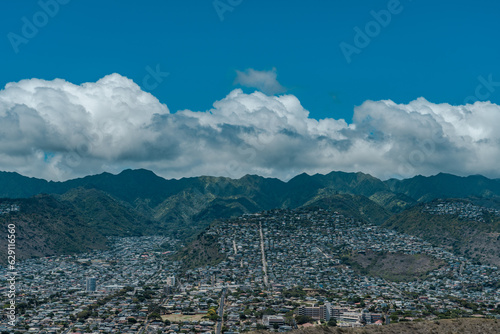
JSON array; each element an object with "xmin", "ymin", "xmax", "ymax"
[
  {"xmin": 58, "ymin": 188, "xmax": 159, "ymax": 236},
  {"xmin": 0, "ymin": 171, "xmax": 60, "ymax": 198},
  {"xmin": 385, "ymin": 173, "xmax": 500, "ymax": 202},
  {"xmin": 0, "ymin": 195, "xmax": 109, "ymax": 263},
  {"xmin": 301, "ymin": 193, "xmax": 390, "ymax": 225},
  {"xmin": 282, "ymin": 171, "xmax": 412, "ymax": 211},
  {"xmin": 171, "ymin": 231, "xmax": 226, "ymax": 271},
  {"xmin": 383, "ymin": 199, "xmax": 500, "ymax": 266},
  {"xmin": 3, "ymin": 169, "xmax": 500, "ymax": 224}
]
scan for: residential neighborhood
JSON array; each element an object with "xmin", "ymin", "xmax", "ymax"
[
  {"xmin": 1, "ymin": 206, "xmax": 499, "ymax": 333},
  {"xmin": 423, "ymin": 201, "xmax": 500, "ymax": 223}
]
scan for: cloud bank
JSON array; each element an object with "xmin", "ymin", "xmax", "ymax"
[{"xmin": 1, "ymin": 73, "xmax": 500, "ymax": 181}]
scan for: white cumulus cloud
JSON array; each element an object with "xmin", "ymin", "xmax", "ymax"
[
  {"xmin": 234, "ymin": 68, "xmax": 286, "ymax": 95},
  {"xmin": 1, "ymin": 73, "xmax": 500, "ymax": 181}
]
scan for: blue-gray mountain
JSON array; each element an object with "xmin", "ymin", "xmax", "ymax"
[{"xmin": 1, "ymin": 169, "xmax": 500, "ymax": 265}]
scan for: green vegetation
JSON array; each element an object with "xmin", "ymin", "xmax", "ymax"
[
  {"xmin": 59, "ymin": 187, "xmax": 160, "ymax": 236},
  {"xmin": 303, "ymin": 194, "xmax": 390, "ymax": 225},
  {"xmin": 0, "ymin": 195, "xmax": 109, "ymax": 264},
  {"xmin": 386, "ymin": 173, "xmax": 500, "ymax": 202},
  {"xmin": 383, "ymin": 200, "xmax": 500, "ymax": 266},
  {"xmin": 295, "ymin": 315, "xmax": 314, "ymax": 325},
  {"xmin": 341, "ymin": 250, "xmax": 445, "ymax": 282},
  {"xmin": 327, "ymin": 319, "xmax": 337, "ymax": 327},
  {"xmin": 282, "ymin": 287, "xmax": 307, "ymax": 299},
  {"xmin": 171, "ymin": 232, "xmax": 227, "ymax": 271},
  {"xmin": 205, "ymin": 306, "xmax": 220, "ymax": 321}
]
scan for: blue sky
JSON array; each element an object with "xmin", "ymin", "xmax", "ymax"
[
  {"xmin": 1, "ymin": 0, "xmax": 499, "ymax": 122},
  {"xmin": 1, "ymin": 0, "xmax": 500, "ymax": 181}
]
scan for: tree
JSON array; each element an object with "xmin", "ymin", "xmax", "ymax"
[
  {"xmin": 207, "ymin": 307, "xmax": 220, "ymax": 321},
  {"xmin": 295, "ymin": 315, "xmax": 314, "ymax": 324},
  {"xmin": 263, "ymin": 308, "xmax": 277, "ymax": 315},
  {"xmin": 149, "ymin": 311, "xmax": 162, "ymax": 320},
  {"xmin": 77, "ymin": 310, "xmax": 91, "ymax": 320},
  {"xmin": 327, "ymin": 318, "xmax": 337, "ymax": 327}
]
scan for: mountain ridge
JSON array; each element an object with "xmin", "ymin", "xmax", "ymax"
[
  {"xmin": 3, "ymin": 168, "xmax": 500, "ymax": 202},
  {"xmin": 2, "ymin": 169, "xmax": 500, "ymax": 263}
]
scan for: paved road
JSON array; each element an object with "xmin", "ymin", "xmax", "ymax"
[
  {"xmin": 216, "ymin": 287, "xmax": 227, "ymax": 334},
  {"xmin": 315, "ymin": 246, "xmax": 331, "ymax": 259},
  {"xmin": 259, "ymin": 222, "xmax": 269, "ymax": 287}
]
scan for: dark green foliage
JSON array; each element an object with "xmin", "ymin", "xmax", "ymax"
[
  {"xmin": 171, "ymin": 232, "xmax": 227, "ymax": 271},
  {"xmin": 386, "ymin": 173, "xmax": 500, "ymax": 202},
  {"xmin": 58, "ymin": 187, "xmax": 160, "ymax": 236},
  {"xmin": 295, "ymin": 315, "xmax": 314, "ymax": 324},
  {"xmin": 303, "ymin": 194, "xmax": 390, "ymax": 225},
  {"xmin": 327, "ymin": 318, "xmax": 337, "ymax": 327},
  {"xmin": 282, "ymin": 287, "xmax": 307, "ymax": 298},
  {"xmin": 0, "ymin": 195, "xmax": 108, "ymax": 263}
]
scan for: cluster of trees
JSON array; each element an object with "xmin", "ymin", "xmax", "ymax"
[
  {"xmin": 205, "ymin": 306, "xmax": 220, "ymax": 321},
  {"xmin": 282, "ymin": 287, "xmax": 307, "ymax": 298},
  {"xmin": 295, "ymin": 315, "xmax": 314, "ymax": 324}
]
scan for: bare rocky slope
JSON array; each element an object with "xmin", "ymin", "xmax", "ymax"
[{"xmin": 252, "ymin": 318, "xmax": 500, "ymax": 334}]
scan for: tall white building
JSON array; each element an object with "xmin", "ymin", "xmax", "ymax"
[
  {"xmin": 167, "ymin": 276, "xmax": 176, "ymax": 287},
  {"xmin": 86, "ymin": 277, "xmax": 97, "ymax": 292}
]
